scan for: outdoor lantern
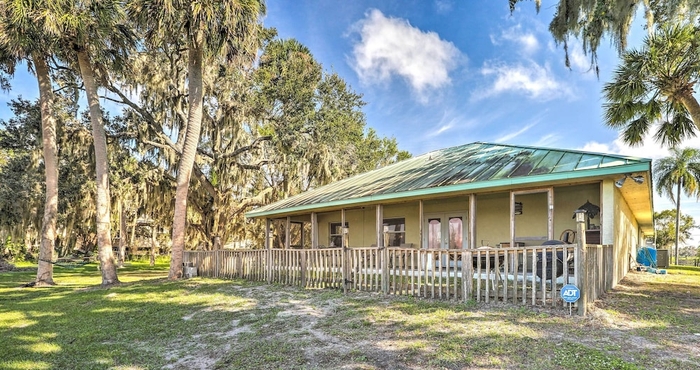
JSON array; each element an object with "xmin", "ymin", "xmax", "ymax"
[
  {"xmin": 573, "ymin": 200, "xmax": 599, "ymax": 229},
  {"xmin": 574, "ymin": 209, "xmax": 587, "ymax": 223}
]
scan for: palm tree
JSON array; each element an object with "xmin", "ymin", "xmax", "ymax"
[
  {"xmin": 654, "ymin": 147, "xmax": 700, "ymax": 264},
  {"xmin": 129, "ymin": 0, "xmax": 266, "ymax": 279},
  {"xmin": 510, "ymin": 0, "xmax": 700, "ymax": 71},
  {"xmin": 0, "ymin": 1, "xmax": 59, "ymax": 286},
  {"xmin": 44, "ymin": 0, "xmax": 135, "ymax": 286},
  {"xmin": 603, "ymin": 24, "xmax": 700, "ymax": 147}
]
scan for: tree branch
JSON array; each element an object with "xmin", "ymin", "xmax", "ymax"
[
  {"xmin": 229, "ymin": 187, "xmax": 274, "ymax": 215},
  {"xmin": 192, "ymin": 165, "xmax": 218, "ymax": 201},
  {"xmin": 235, "ymin": 160, "xmax": 269, "ymax": 170},
  {"xmin": 220, "ymin": 135, "xmax": 272, "ymax": 159},
  {"xmin": 104, "ymin": 82, "xmax": 158, "ymax": 125}
]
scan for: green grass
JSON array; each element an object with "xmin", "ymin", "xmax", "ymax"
[
  {"xmin": 1, "ymin": 263, "xmax": 698, "ymax": 369},
  {"xmin": 670, "ymin": 264, "xmax": 700, "ymax": 274}
]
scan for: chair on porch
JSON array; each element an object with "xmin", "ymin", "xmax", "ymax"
[
  {"xmin": 559, "ymin": 229, "xmax": 576, "ymax": 244},
  {"xmin": 387, "ymin": 243, "xmax": 413, "ymax": 269},
  {"xmin": 536, "ymin": 240, "xmax": 574, "ymax": 281},
  {"xmin": 472, "ymin": 247, "xmax": 504, "ymax": 290}
]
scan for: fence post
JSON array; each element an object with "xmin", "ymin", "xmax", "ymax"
[
  {"xmin": 376, "ymin": 205, "xmax": 388, "ymax": 294},
  {"xmin": 341, "ymin": 208, "xmax": 348, "ymax": 294},
  {"xmin": 265, "ymin": 218, "xmax": 272, "ymax": 284},
  {"xmin": 301, "ymin": 250, "xmax": 307, "ymax": 288},
  {"xmin": 575, "ymin": 209, "xmax": 588, "ymax": 316},
  {"xmin": 215, "ymin": 249, "xmax": 219, "ymax": 278},
  {"xmin": 381, "ymin": 247, "xmax": 388, "ymax": 294},
  {"xmin": 461, "ymin": 249, "xmax": 468, "ymax": 302}
]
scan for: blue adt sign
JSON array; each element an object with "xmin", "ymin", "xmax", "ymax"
[{"xmin": 561, "ymin": 284, "xmax": 580, "ymax": 303}]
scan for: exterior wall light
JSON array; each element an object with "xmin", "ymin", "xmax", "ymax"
[{"xmin": 615, "ymin": 174, "xmax": 645, "ymax": 188}]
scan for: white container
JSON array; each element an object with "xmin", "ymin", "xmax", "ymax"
[{"xmin": 184, "ymin": 266, "xmax": 198, "ymax": 278}]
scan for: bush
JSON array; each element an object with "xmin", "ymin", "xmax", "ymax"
[{"xmin": 0, "ymin": 237, "xmax": 28, "ymax": 262}]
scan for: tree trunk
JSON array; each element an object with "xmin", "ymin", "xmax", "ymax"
[
  {"xmin": 34, "ymin": 53, "xmax": 57, "ymax": 286},
  {"xmin": 130, "ymin": 217, "xmax": 138, "ymax": 256},
  {"xmin": 118, "ymin": 199, "xmax": 127, "ymax": 267},
  {"xmin": 680, "ymin": 93, "xmax": 700, "ymax": 133},
  {"xmin": 150, "ymin": 225, "xmax": 156, "ymax": 267},
  {"xmin": 675, "ymin": 180, "xmax": 682, "ymax": 265},
  {"xmin": 169, "ymin": 36, "xmax": 205, "ymax": 279},
  {"xmin": 77, "ymin": 49, "xmax": 119, "ymax": 286}
]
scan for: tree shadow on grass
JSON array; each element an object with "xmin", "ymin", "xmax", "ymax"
[{"xmin": 0, "ymin": 268, "xmax": 265, "ymax": 369}]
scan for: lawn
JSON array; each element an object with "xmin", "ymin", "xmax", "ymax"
[{"xmin": 1, "ymin": 262, "xmax": 699, "ymax": 370}]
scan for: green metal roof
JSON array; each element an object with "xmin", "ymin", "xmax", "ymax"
[{"xmin": 246, "ymin": 142, "xmax": 651, "ymax": 218}]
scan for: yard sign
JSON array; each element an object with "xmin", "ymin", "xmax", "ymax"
[{"xmin": 561, "ymin": 284, "xmax": 580, "ymax": 302}]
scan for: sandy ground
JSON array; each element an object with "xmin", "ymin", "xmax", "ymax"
[{"xmin": 161, "ymin": 269, "xmax": 700, "ymax": 370}]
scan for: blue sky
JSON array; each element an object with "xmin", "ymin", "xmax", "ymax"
[{"xmin": 2, "ymin": 1, "xmax": 699, "ymax": 246}]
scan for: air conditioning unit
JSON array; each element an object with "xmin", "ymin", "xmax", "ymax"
[
  {"xmin": 183, "ymin": 262, "xmax": 197, "ymax": 278},
  {"xmin": 184, "ymin": 266, "xmax": 197, "ymax": 278}
]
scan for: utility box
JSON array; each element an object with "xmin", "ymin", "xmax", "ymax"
[
  {"xmin": 656, "ymin": 249, "xmax": 669, "ymax": 268},
  {"xmin": 184, "ymin": 266, "xmax": 198, "ymax": 278}
]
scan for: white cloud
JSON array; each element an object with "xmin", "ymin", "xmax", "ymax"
[
  {"xmin": 434, "ymin": 0, "xmax": 453, "ymax": 14},
  {"xmin": 425, "ymin": 109, "xmax": 477, "ymax": 138},
  {"xmin": 533, "ymin": 133, "xmax": 559, "ymax": 147},
  {"xmin": 579, "ymin": 134, "xmax": 700, "ymax": 160},
  {"xmin": 495, "ymin": 122, "xmax": 537, "ymax": 143},
  {"xmin": 350, "ymin": 9, "xmax": 461, "ymax": 99},
  {"xmin": 427, "ymin": 122, "xmax": 455, "ymax": 138},
  {"xmin": 569, "ymin": 47, "xmax": 591, "ymax": 71},
  {"xmin": 476, "ymin": 61, "xmax": 572, "ymax": 101},
  {"xmin": 495, "ymin": 25, "xmax": 540, "ymax": 55},
  {"xmin": 558, "ymin": 39, "xmax": 596, "ymax": 75}
]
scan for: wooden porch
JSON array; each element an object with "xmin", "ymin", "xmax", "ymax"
[{"xmin": 183, "ymin": 243, "xmax": 614, "ymax": 312}]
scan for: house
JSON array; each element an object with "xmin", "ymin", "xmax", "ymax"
[{"xmin": 189, "ymin": 142, "xmax": 654, "ymax": 311}]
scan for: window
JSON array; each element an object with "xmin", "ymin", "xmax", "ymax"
[
  {"xmin": 329, "ymin": 222, "xmax": 348, "ymax": 247},
  {"xmin": 383, "ymin": 218, "xmax": 405, "ymax": 247}
]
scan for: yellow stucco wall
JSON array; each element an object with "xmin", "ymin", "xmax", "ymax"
[
  {"xmin": 611, "ymin": 182, "xmax": 639, "ymax": 287},
  {"xmin": 303, "ymin": 183, "xmax": 601, "ymax": 249},
  {"xmin": 474, "ymin": 193, "xmax": 508, "ymax": 247},
  {"xmin": 474, "ymin": 184, "xmax": 600, "ymax": 247},
  {"xmin": 314, "ymin": 198, "xmax": 479, "ymax": 248},
  {"xmin": 553, "ymin": 184, "xmax": 601, "ymax": 234}
]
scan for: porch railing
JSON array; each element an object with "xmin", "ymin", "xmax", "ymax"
[{"xmin": 184, "ymin": 243, "xmax": 614, "ymax": 309}]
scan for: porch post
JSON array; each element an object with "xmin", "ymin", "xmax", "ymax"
[
  {"xmin": 466, "ymin": 194, "xmax": 476, "ymax": 298},
  {"xmin": 376, "ymin": 204, "xmax": 387, "ymax": 294},
  {"xmin": 510, "ymin": 191, "xmax": 515, "ymax": 249},
  {"xmin": 341, "ymin": 208, "xmax": 348, "ymax": 293},
  {"xmin": 575, "ymin": 209, "xmax": 588, "ymax": 316},
  {"xmin": 285, "ymin": 217, "xmax": 291, "ymax": 249},
  {"xmin": 265, "ymin": 218, "xmax": 271, "ymax": 284},
  {"xmin": 548, "ymin": 186, "xmax": 554, "ymax": 240},
  {"xmin": 311, "ymin": 212, "xmax": 318, "ymax": 249},
  {"xmin": 469, "ymin": 194, "xmax": 476, "ymax": 249},
  {"xmin": 418, "ymin": 200, "xmax": 424, "ymax": 249},
  {"xmin": 301, "ymin": 217, "xmax": 309, "ymax": 288},
  {"xmin": 376, "ymin": 204, "xmax": 383, "ymax": 249}
]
